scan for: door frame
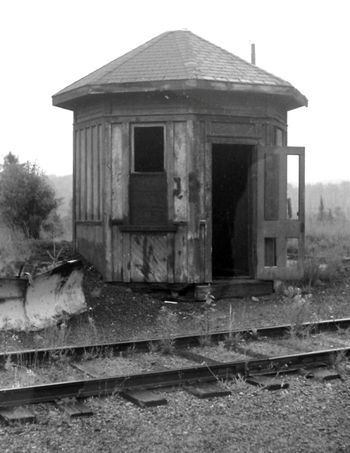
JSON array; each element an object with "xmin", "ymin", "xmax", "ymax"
[{"xmin": 207, "ymin": 137, "xmax": 259, "ymax": 280}]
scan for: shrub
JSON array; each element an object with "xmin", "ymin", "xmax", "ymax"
[
  {"xmin": 0, "ymin": 153, "xmax": 59, "ymax": 239},
  {"xmin": 0, "ymin": 223, "xmax": 32, "ymax": 276}
]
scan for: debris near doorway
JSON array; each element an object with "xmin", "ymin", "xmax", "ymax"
[{"xmin": 195, "ymin": 279, "xmax": 273, "ymax": 301}]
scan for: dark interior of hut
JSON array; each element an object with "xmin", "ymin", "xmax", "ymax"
[{"xmin": 212, "ymin": 144, "xmax": 252, "ymax": 278}]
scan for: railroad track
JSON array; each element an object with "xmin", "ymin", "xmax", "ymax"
[{"xmin": 0, "ymin": 317, "xmax": 349, "ymax": 422}]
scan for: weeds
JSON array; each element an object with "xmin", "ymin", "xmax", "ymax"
[
  {"xmin": 282, "ymin": 286, "xmax": 316, "ymax": 340},
  {"xmin": 34, "ymin": 322, "xmax": 72, "ymax": 349},
  {"xmin": 46, "ymin": 241, "xmax": 63, "ymax": 266},
  {"xmin": 329, "ymin": 350, "xmax": 348, "ymax": 375},
  {"xmin": 224, "ymin": 304, "xmax": 239, "ymax": 349},
  {"xmin": 336, "ymin": 326, "xmax": 350, "ymax": 338},
  {"xmin": 232, "ymin": 373, "xmax": 247, "ymax": 391},
  {"xmin": 303, "ymin": 217, "xmax": 350, "ymax": 288},
  {"xmin": 197, "ymin": 289, "xmax": 216, "ymax": 346},
  {"xmin": 156, "ymin": 306, "xmax": 178, "ymax": 354}
]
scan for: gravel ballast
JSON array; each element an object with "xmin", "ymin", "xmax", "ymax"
[{"xmin": 0, "ymin": 375, "xmax": 349, "ymax": 452}]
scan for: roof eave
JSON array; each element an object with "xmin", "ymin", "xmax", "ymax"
[{"xmin": 52, "ymin": 79, "xmax": 307, "ymax": 111}]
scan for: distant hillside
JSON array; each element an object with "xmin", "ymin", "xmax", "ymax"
[
  {"xmin": 305, "ymin": 182, "xmax": 350, "ymax": 217},
  {"xmin": 289, "ymin": 181, "xmax": 350, "ymax": 219}
]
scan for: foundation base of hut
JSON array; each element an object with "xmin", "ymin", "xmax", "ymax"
[{"xmin": 195, "ymin": 279, "xmax": 274, "ymax": 301}]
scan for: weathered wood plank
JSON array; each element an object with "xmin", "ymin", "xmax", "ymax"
[
  {"xmin": 184, "ymin": 382, "xmax": 231, "ymax": 398},
  {"xmin": 111, "ymin": 123, "xmax": 123, "ymax": 221},
  {"xmin": 98, "ymin": 124, "xmax": 103, "ymax": 221},
  {"xmin": 166, "ymin": 122, "xmax": 174, "ymax": 223},
  {"xmin": 122, "ymin": 232, "xmax": 131, "ymax": 282},
  {"xmin": 75, "ymin": 100, "xmax": 106, "ymax": 123},
  {"xmin": 76, "ymin": 224, "xmax": 104, "ymax": 275},
  {"xmin": 73, "ymin": 129, "xmax": 79, "ymax": 240},
  {"xmin": 60, "ymin": 399, "xmax": 93, "ymax": 417},
  {"xmin": 75, "ymin": 129, "xmax": 81, "ymax": 221},
  {"xmin": 121, "ymin": 122, "xmax": 130, "ymax": 221},
  {"xmin": 86, "ymin": 126, "xmax": 93, "ymax": 220},
  {"xmin": 130, "ymin": 234, "xmax": 168, "ymax": 282},
  {"xmin": 209, "ymin": 122, "xmax": 256, "ymax": 138},
  {"xmin": 173, "ymin": 122, "xmax": 188, "ymax": 222},
  {"xmin": 92, "ymin": 125, "xmax": 98, "ymax": 220},
  {"xmin": 112, "ymin": 225, "xmax": 122, "ymax": 281},
  {"xmin": 198, "ymin": 120, "xmax": 207, "ymax": 282},
  {"xmin": 204, "ymin": 123, "xmax": 212, "ymax": 281},
  {"xmin": 166, "ymin": 232, "xmax": 175, "ymax": 283},
  {"xmin": 0, "ymin": 406, "xmax": 36, "ymax": 424},
  {"xmin": 187, "ymin": 120, "xmax": 201, "ymax": 283},
  {"xmin": 106, "ymin": 92, "xmax": 286, "ymax": 123},
  {"xmin": 174, "ymin": 224, "xmax": 188, "ymax": 282},
  {"xmin": 80, "ymin": 128, "xmax": 87, "ymax": 221},
  {"xmin": 103, "ymin": 122, "xmax": 113, "ymax": 280},
  {"xmin": 120, "ymin": 389, "xmax": 167, "ymax": 407}
]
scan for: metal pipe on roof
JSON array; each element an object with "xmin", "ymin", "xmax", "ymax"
[{"xmin": 251, "ymin": 43, "xmax": 256, "ymax": 65}]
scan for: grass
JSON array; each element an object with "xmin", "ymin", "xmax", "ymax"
[
  {"xmin": 303, "ymin": 216, "xmax": 350, "ymax": 287},
  {"xmin": 155, "ymin": 306, "xmax": 178, "ymax": 354},
  {"xmin": 196, "ymin": 290, "xmax": 216, "ymax": 346}
]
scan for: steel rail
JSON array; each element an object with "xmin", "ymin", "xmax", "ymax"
[
  {"xmin": 0, "ymin": 346, "xmax": 349, "ymax": 408},
  {"xmin": 1, "ymin": 317, "xmax": 350, "ymax": 367}
]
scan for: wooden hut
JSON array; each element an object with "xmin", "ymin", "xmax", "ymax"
[{"xmin": 52, "ymin": 30, "xmax": 307, "ymax": 297}]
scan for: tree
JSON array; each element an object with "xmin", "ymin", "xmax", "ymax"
[
  {"xmin": 317, "ymin": 196, "xmax": 325, "ymax": 222},
  {"xmin": 41, "ymin": 209, "xmax": 65, "ymax": 239},
  {"xmin": 0, "ymin": 153, "xmax": 59, "ymax": 239}
]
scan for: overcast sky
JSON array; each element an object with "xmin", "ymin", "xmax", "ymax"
[{"xmin": 1, "ymin": 0, "xmax": 348, "ymax": 183}]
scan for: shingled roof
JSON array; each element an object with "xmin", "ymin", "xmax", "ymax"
[{"xmin": 53, "ymin": 30, "xmax": 307, "ymax": 109}]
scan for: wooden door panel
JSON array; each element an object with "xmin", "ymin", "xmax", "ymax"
[{"xmin": 256, "ymin": 146, "xmax": 305, "ymax": 280}]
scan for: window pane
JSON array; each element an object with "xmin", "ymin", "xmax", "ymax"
[
  {"xmin": 129, "ymin": 173, "xmax": 167, "ymax": 225},
  {"xmin": 264, "ymin": 153, "xmax": 280, "ymax": 220},
  {"xmin": 134, "ymin": 126, "xmax": 164, "ymax": 172},
  {"xmin": 287, "ymin": 155, "xmax": 299, "ymax": 219},
  {"xmin": 265, "ymin": 238, "xmax": 277, "ymax": 266},
  {"xmin": 287, "ymin": 238, "xmax": 299, "ymax": 267}
]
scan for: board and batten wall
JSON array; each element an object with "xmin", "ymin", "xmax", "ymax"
[
  {"xmin": 108, "ymin": 119, "xmax": 210, "ymax": 283},
  {"xmin": 72, "ymin": 94, "xmax": 288, "ymax": 283},
  {"xmin": 74, "ymin": 120, "xmax": 105, "ymax": 274}
]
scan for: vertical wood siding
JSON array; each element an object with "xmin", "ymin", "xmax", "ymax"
[
  {"xmin": 74, "ymin": 122, "xmax": 104, "ymax": 275},
  {"xmin": 74, "ymin": 124, "xmax": 103, "ymax": 221},
  {"xmin": 187, "ymin": 120, "xmax": 201, "ymax": 283},
  {"xmin": 73, "ymin": 95, "xmax": 289, "ymax": 284},
  {"xmin": 76, "ymin": 224, "xmax": 104, "ymax": 273},
  {"xmin": 111, "ymin": 123, "xmax": 130, "ymax": 280}
]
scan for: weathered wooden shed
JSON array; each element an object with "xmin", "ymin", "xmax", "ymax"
[{"xmin": 52, "ymin": 30, "xmax": 307, "ymax": 295}]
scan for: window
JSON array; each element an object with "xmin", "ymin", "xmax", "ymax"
[
  {"xmin": 133, "ymin": 126, "xmax": 164, "ymax": 172},
  {"xmin": 264, "ymin": 238, "xmax": 277, "ymax": 267},
  {"xmin": 129, "ymin": 125, "xmax": 167, "ymax": 225}
]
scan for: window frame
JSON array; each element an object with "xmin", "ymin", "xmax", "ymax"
[{"xmin": 131, "ymin": 123, "xmax": 166, "ymax": 173}]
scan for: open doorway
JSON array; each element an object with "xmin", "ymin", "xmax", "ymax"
[{"xmin": 212, "ymin": 144, "xmax": 252, "ymax": 278}]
